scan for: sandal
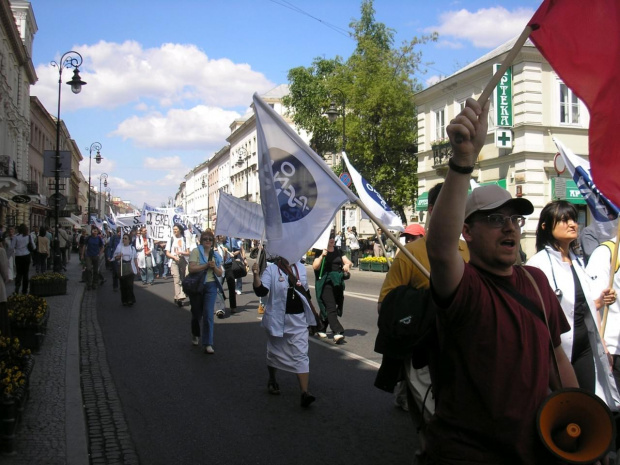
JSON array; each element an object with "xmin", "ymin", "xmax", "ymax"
[{"xmin": 267, "ymin": 382, "xmax": 280, "ymax": 395}]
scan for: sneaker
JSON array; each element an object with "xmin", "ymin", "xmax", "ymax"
[
  {"xmin": 192, "ymin": 336, "xmax": 199, "ymax": 346},
  {"xmin": 301, "ymin": 392, "xmax": 316, "ymax": 408},
  {"xmin": 216, "ymin": 310, "xmax": 225, "ymax": 319},
  {"xmin": 235, "ymin": 290, "xmax": 242, "ymax": 295},
  {"xmin": 333, "ymin": 334, "xmax": 345, "ymax": 344},
  {"xmin": 316, "ymin": 331, "xmax": 327, "ymax": 338},
  {"xmin": 204, "ymin": 345, "xmax": 215, "ymax": 354}
]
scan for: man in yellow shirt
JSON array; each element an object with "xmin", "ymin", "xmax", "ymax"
[{"xmin": 377, "ymin": 182, "xmax": 469, "ymax": 460}]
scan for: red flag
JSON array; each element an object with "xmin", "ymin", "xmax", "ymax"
[{"xmin": 529, "ymin": 0, "xmax": 620, "ymax": 207}]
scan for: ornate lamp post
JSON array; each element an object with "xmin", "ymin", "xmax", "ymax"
[
  {"xmin": 51, "ymin": 51, "xmax": 86, "ymax": 272},
  {"xmin": 236, "ymin": 147, "xmax": 249, "ymax": 201},
  {"xmin": 98, "ymin": 173, "xmax": 108, "ymax": 217},
  {"xmin": 326, "ymin": 88, "xmax": 347, "ymax": 231},
  {"xmin": 86, "ymin": 143, "xmax": 103, "ymax": 227}
]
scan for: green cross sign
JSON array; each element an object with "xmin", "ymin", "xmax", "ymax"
[{"xmin": 495, "ymin": 128, "xmax": 512, "ymax": 148}]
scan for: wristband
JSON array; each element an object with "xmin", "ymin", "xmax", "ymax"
[{"xmin": 448, "ymin": 158, "xmax": 475, "ymax": 174}]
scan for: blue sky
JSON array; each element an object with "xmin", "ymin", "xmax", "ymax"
[{"xmin": 29, "ymin": 0, "xmax": 541, "ymax": 208}]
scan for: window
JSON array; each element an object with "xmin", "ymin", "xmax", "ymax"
[
  {"xmin": 433, "ymin": 108, "xmax": 445, "ymax": 142},
  {"xmin": 560, "ymin": 83, "xmax": 579, "ymax": 124}
]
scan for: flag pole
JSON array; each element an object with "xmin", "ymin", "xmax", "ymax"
[
  {"xmin": 600, "ymin": 220, "xmax": 620, "ymax": 337},
  {"xmin": 477, "ymin": 25, "xmax": 534, "ymax": 107},
  {"xmin": 354, "ymin": 198, "xmax": 429, "ymax": 279}
]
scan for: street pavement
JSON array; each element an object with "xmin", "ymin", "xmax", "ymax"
[{"xmin": 3, "ymin": 257, "xmax": 417, "ymax": 464}]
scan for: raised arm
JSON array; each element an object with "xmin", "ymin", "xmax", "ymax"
[{"xmin": 427, "ymin": 98, "xmax": 489, "ymax": 300}]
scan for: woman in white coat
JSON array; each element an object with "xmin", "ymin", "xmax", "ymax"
[
  {"xmin": 252, "ymin": 255, "xmax": 317, "ymax": 408},
  {"xmin": 527, "ymin": 200, "xmax": 619, "ymax": 409},
  {"xmin": 113, "ymin": 234, "xmax": 139, "ymax": 306}
]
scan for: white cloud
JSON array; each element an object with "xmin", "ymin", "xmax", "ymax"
[
  {"xmin": 144, "ymin": 156, "xmax": 185, "ymax": 170},
  {"xmin": 426, "ymin": 7, "xmax": 534, "ymax": 49},
  {"xmin": 426, "ymin": 75, "xmax": 442, "ymax": 87},
  {"xmin": 32, "ymin": 41, "xmax": 275, "ymax": 113},
  {"xmin": 435, "ymin": 40, "xmax": 464, "ymax": 50},
  {"xmin": 111, "ymin": 105, "xmax": 239, "ymax": 150}
]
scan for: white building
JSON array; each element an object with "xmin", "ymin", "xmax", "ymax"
[{"xmin": 414, "ymin": 37, "xmax": 591, "ymax": 258}]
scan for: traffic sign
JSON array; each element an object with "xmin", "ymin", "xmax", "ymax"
[
  {"xmin": 339, "ymin": 172, "xmax": 352, "ymax": 187},
  {"xmin": 48, "ymin": 193, "xmax": 67, "ymax": 210}
]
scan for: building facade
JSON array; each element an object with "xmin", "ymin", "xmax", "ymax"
[
  {"xmin": 0, "ymin": 0, "xmax": 37, "ymax": 227},
  {"xmin": 414, "ymin": 37, "xmax": 590, "ymax": 258}
]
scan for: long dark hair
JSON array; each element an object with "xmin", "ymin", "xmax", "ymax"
[{"xmin": 535, "ymin": 200, "xmax": 580, "ymax": 254}]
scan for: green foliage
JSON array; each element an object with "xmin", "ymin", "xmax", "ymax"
[{"xmin": 284, "ymin": 0, "xmax": 436, "ymax": 221}]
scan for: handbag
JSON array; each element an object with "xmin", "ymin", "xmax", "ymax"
[
  {"xmin": 230, "ymin": 259, "xmax": 247, "ymax": 279},
  {"xmin": 182, "ymin": 248, "xmax": 212, "ymax": 295}
]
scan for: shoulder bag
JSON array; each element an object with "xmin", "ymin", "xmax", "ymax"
[
  {"xmin": 230, "ymin": 259, "xmax": 247, "ymax": 279},
  {"xmin": 182, "ymin": 248, "xmax": 212, "ymax": 295}
]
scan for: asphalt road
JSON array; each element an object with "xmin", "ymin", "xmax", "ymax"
[{"xmin": 96, "ymin": 264, "xmax": 417, "ymax": 465}]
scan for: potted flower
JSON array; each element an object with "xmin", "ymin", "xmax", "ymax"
[
  {"xmin": 359, "ymin": 256, "xmax": 391, "ymax": 272},
  {"xmin": 29, "ymin": 272, "xmax": 68, "ymax": 297},
  {"xmin": 7, "ymin": 294, "xmax": 49, "ymax": 351},
  {"xmin": 0, "ymin": 335, "xmax": 33, "ymax": 453}
]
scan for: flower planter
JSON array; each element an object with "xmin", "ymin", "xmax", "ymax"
[
  {"xmin": 370, "ymin": 262, "xmax": 388, "ymax": 272},
  {"xmin": 29, "ymin": 279, "xmax": 67, "ymax": 297},
  {"xmin": 11, "ymin": 312, "xmax": 48, "ymax": 352},
  {"xmin": 0, "ymin": 384, "xmax": 30, "ymax": 454},
  {"xmin": 359, "ymin": 262, "xmax": 371, "ymax": 271}
]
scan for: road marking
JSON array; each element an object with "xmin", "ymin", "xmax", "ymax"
[{"xmin": 309, "ymin": 336, "xmax": 380, "ymax": 369}]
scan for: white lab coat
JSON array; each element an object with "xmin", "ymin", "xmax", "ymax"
[
  {"xmin": 587, "ymin": 239, "xmax": 620, "ymax": 354},
  {"xmin": 528, "ymin": 246, "xmax": 620, "ymax": 409}
]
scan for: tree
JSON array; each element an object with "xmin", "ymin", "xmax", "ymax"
[{"xmin": 283, "ymin": 0, "xmax": 436, "ymax": 222}]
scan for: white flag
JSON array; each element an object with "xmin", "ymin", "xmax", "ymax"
[
  {"xmin": 214, "ymin": 192, "xmax": 264, "ymax": 240},
  {"xmin": 342, "ymin": 152, "xmax": 403, "ymax": 232},
  {"xmin": 554, "ymin": 137, "xmax": 619, "ymax": 240},
  {"xmin": 254, "ymin": 93, "xmax": 354, "ymax": 263}
]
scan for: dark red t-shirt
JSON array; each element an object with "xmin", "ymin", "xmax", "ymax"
[{"xmin": 427, "ymin": 264, "xmax": 570, "ymax": 464}]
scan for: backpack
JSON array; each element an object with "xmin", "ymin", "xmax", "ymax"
[{"xmin": 374, "ymin": 285, "xmax": 436, "ymax": 369}]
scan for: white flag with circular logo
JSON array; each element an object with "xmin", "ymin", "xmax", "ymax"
[{"xmin": 254, "ymin": 93, "xmax": 355, "ymax": 263}]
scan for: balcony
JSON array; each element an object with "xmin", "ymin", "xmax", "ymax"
[
  {"xmin": 432, "ymin": 142, "xmax": 452, "ymax": 168},
  {"xmin": 0, "ymin": 155, "xmax": 16, "ymax": 177},
  {"xmin": 0, "ymin": 155, "xmax": 20, "ymax": 193},
  {"xmin": 26, "ymin": 182, "xmax": 39, "ymax": 195}
]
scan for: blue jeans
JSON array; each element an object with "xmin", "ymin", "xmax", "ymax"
[
  {"xmin": 140, "ymin": 255, "xmax": 154, "ymax": 284},
  {"xmin": 202, "ymin": 281, "xmax": 217, "ymax": 346},
  {"xmin": 235, "ymin": 277, "xmax": 243, "ymax": 293}
]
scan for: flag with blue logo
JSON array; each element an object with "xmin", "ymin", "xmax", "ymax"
[
  {"xmin": 254, "ymin": 93, "xmax": 355, "ymax": 263},
  {"xmin": 554, "ymin": 137, "xmax": 619, "ymax": 239},
  {"xmin": 342, "ymin": 152, "xmax": 403, "ymax": 232}
]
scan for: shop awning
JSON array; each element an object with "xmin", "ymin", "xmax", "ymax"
[
  {"xmin": 551, "ymin": 178, "xmax": 585, "ymax": 205},
  {"xmin": 58, "ymin": 217, "xmax": 80, "ymax": 228},
  {"xmin": 415, "ymin": 192, "xmax": 428, "ymax": 211}
]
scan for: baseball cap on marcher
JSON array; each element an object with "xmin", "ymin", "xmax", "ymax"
[{"xmin": 464, "ymin": 185, "xmax": 533, "ymax": 221}]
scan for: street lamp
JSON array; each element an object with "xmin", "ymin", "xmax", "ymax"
[
  {"xmin": 51, "ymin": 50, "xmax": 86, "ymax": 272},
  {"xmin": 326, "ymin": 88, "xmax": 347, "ymax": 232},
  {"xmin": 86, "ymin": 143, "xmax": 103, "ymax": 227},
  {"xmin": 105, "ymin": 187, "xmax": 111, "ymax": 216},
  {"xmin": 236, "ymin": 147, "xmax": 249, "ymax": 201},
  {"xmin": 99, "ymin": 173, "xmax": 108, "ymax": 217}
]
